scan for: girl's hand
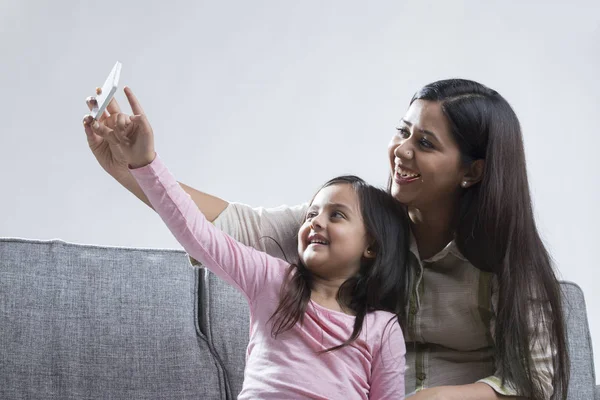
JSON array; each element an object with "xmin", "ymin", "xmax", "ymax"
[
  {"xmin": 83, "ymin": 94, "xmax": 128, "ymax": 178},
  {"xmin": 83, "ymin": 87, "xmax": 155, "ymax": 169}
]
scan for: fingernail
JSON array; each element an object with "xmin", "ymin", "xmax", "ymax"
[{"xmin": 92, "ymin": 120, "xmax": 99, "ymax": 129}]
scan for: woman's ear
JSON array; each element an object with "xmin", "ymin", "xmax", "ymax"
[{"xmin": 461, "ymin": 159, "xmax": 485, "ymax": 188}]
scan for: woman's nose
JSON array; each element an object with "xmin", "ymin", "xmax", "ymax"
[{"xmin": 394, "ymin": 142, "xmax": 414, "ymax": 160}]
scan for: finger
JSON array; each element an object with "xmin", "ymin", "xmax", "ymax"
[
  {"xmin": 104, "ymin": 112, "xmax": 120, "ymax": 130},
  {"xmin": 86, "ymin": 96, "xmax": 110, "ymax": 122},
  {"xmin": 131, "ymin": 114, "xmax": 151, "ymax": 132},
  {"xmin": 115, "ymin": 113, "xmax": 132, "ymax": 135},
  {"xmin": 90, "ymin": 117, "xmax": 115, "ymax": 142},
  {"xmin": 83, "ymin": 114, "xmax": 94, "ymax": 127},
  {"xmin": 86, "ymin": 96, "xmax": 98, "ymax": 111},
  {"xmin": 106, "ymin": 97, "xmax": 122, "ymax": 115},
  {"xmin": 124, "ymin": 86, "xmax": 145, "ymax": 115},
  {"xmin": 99, "ymin": 109, "xmax": 110, "ymax": 122},
  {"xmin": 83, "ymin": 114, "xmax": 103, "ymax": 146}
]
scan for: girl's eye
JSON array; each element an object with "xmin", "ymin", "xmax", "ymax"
[
  {"xmin": 395, "ymin": 127, "xmax": 410, "ymax": 138},
  {"xmin": 306, "ymin": 211, "xmax": 317, "ymax": 220},
  {"xmin": 331, "ymin": 211, "xmax": 346, "ymax": 219}
]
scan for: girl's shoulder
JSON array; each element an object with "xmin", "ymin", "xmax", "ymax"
[
  {"xmin": 364, "ymin": 311, "xmax": 406, "ymax": 358},
  {"xmin": 365, "ymin": 310, "xmax": 403, "ymax": 336}
]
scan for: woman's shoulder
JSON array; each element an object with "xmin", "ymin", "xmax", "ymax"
[
  {"xmin": 215, "ymin": 202, "xmax": 308, "ymax": 228},
  {"xmin": 213, "ymin": 202, "xmax": 308, "ymax": 260}
]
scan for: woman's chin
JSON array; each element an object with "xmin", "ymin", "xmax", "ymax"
[{"xmin": 391, "ymin": 185, "xmax": 417, "ymax": 205}]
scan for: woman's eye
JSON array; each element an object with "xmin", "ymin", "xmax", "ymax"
[
  {"xmin": 306, "ymin": 212, "xmax": 317, "ymax": 220},
  {"xmin": 419, "ymin": 138, "xmax": 434, "ymax": 149},
  {"xmin": 395, "ymin": 127, "xmax": 410, "ymax": 138}
]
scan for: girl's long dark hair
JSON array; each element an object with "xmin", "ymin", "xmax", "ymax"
[
  {"xmin": 268, "ymin": 176, "xmax": 411, "ymax": 352},
  {"xmin": 410, "ymin": 79, "xmax": 569, "ymax": 400}
]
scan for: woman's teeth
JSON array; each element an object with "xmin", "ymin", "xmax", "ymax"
[{"xmin": 398, "ymin": 169, "xmax": 420, "ymax": 178}]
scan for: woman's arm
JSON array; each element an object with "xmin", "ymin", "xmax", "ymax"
[
  {"xmin": 474, "ymin": 277, "xmax": 554, "ymax": 399},
  {"xmin": 109, "ymin": 169, "xmax": 229, "ymax": 221},
  {"xmin": 408, "ymin": 383, "xmax": 524, "ymax": 400}
]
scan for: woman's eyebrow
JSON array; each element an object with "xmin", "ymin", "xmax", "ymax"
[{"xmin": 401, "ymin": 119, "xmax": 440, "ymax": 141}]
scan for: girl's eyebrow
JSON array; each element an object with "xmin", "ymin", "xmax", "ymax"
[
  {"xmin": 326, "ymin": 202, "xmax": 353, "ymax": 214},
  {"xmin": 307, "ymin": 202, "xmax": 353, "ymax": 213}
]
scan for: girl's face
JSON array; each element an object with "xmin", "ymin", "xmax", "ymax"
[
  {"xmin": 387, "ymin": 99, "xmax": 467, "ymax": 211},
  {"xmin": 297, "ymin": 184, "xmax": 373, "ymax": 280}
]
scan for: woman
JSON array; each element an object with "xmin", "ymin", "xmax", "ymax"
[{"xmin": 83, "ymin": 79, "xmax": 569, "ymax": 399}]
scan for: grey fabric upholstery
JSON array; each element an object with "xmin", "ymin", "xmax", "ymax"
[
  {"xmin": 0, "ymin": 238, "xmax": 224, "ymax": 400},
  {"xmin": 197, "ymin": 268, "xmax": 250, "ymax": 399},
  {"xmin": 1, "ymin": 238, "xmax": 598, "ymax": 399},
  {"xmin": 562, "ymin": 282, "xmax": 599, "ymax": 399}
]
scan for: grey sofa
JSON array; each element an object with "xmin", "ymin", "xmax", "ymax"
[{"xmin": 0, "ymin": 238, "xmax": 598, "ymax": 399}]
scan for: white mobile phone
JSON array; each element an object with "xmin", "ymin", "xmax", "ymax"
[{"xmin": 91, "ymin": 61, "xmax": 122, "ymax": 120}]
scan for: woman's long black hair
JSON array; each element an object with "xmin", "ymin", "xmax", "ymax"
[{"xmin": 411, "ymin": 79, "xmax": 569, "ymax": 400}]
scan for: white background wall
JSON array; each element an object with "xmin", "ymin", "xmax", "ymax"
[{"xmin": 1, "ymin": 0, "xmax": 598, "ymax": 383}]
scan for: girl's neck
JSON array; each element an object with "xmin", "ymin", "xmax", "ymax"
[
  {"xmin": 310, "ymin": 278, "xmax": 352, "ymax": 315},
  {"xmin": 408, "ymin": 205, "xmax": 455, "ymax": 260}
]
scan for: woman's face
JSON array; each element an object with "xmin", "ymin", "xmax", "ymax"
[{"xmin": 387, "ymin": 99, "xmax": 466, "ymax": 211}]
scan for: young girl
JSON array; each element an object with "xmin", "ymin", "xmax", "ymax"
[{"xmin": 84, "ymin": 88, "xmax": 409, "ymax": 399}]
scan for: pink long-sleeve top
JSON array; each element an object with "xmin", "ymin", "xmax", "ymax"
[{"xmin": 130, "ymin": 155, "xmax": 406, "ymax": 399}]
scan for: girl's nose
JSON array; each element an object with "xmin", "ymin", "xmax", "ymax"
[{"xmin": 310, "ymin": 216, "xmax": 324, "ymax": 230}]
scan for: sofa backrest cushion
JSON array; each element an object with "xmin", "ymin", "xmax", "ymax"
[{"xmin": 0, "ymin": 238, "xmax": 225, "ymax": 400}]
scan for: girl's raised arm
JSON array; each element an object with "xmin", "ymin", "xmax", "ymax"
[{"xmin": 84, "ymin": 90, "xmax": 228, "ymax": 222}]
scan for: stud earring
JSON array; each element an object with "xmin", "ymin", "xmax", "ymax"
[{"xmin": 461, "ymin": 181, "xmax": 468, "ymax": 188}]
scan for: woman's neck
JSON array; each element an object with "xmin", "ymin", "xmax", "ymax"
[{"xmin": 409, "ymin": 205, "xmax": 456, "ymax": 260}]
